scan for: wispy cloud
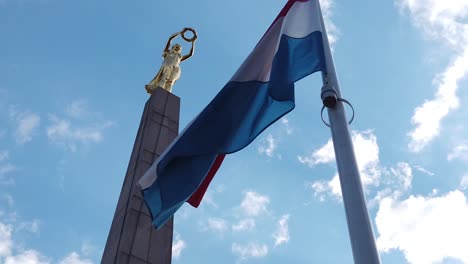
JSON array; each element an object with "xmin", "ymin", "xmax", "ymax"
[
  {"xmin": 231, "ymin": 242, "xmax": 268, "ymax": 261},
  {"xmin": 0, "ymin": 222, "xmax": 12, "ymax": 258},
  {"xmin": 199, "ymin": 217, "xmax": 228, "ymax": 235},
  {"xmin": 376, "ymin": 190, "xmax": 468, "ymax": 264},
  {"xmin": 408, "ymin": 50, "xmax": 468, "ymax": 152},
  {"xmin": 46, "ymin": 100, "xmax": 114, "ymax": 152},
  {"xmin": 413, "ymin": 165, "xmax": 435, "ymax": 176},
  {"xmin": 199, "ymin": 184, "xmax": 225, "ymax": 209},
  {"xmin": 257, "ymin": 134, "xmax": 277, "ymax": 158},
  {"xmin": 447, "ymin": 144, "xmax": 468, "ymax": 161},
  {"xmin": 320, "ymin": 0, "xmax": 339, "ymax": 49},
  {"xmin": 1, "ymin": 196, "xmax": 92, "ymax": 264},
  {"xmin": 0, "ymin": 221, "xmax": 49, "ymax": 263},
  {"xmin": 280, "ymin": 118, "xmax": 293, "ymax": 135},
  {"xmin": 461, "ymin": 175, "xmax": 468, "ymax": 190},
  {"xmin": 0, "ymin": 150, "xmax": 15, "ymax": 185},
  {"xmin": 80, "ymin": 240, "xmax": 96, "ymax": 257},
  {"xmin": 232, "ymin": 219, "xmax": 255, "ymax": 232},
  {"xmin": 3, "ymin": 194, "xmax": 14, "ymax": 208},
  {"xmin": 16, "ymin": 219, "xmax": 41, "ymax": 235},
  {"xmin": 47, "ymin": 114, "xmax": 111, "ymax": 152},
  {"xmin": 9, "ymin": 108, "xmax": 40, "ymax": 144},
  {"xmin": 240, "ymin": 191, "xmax": 270, "ymax": 217},
  {"xmin": 389, "ymin": 162, "xmax": 413, "ymax": 192},
  {"xmin": 58, "ymin": 252, "xmax": 93, "ymax": 264},
  {"xmin": 172, "ymin": 233, "xmax": 186, "ymax": 260},
  {"xmin": 272, "ymin": 214, "xmax": 290, "ymax": 247},
  {"xmin": 257, "ymin": 118, "xmax": 296, "ymax": 159},
  {"xmin": 3, "ymin": 249, "xmax": 50, "ymax": 264},
  {"xmin": 65, "ymin": 100, "xmax": 90, "ymax": 120},
  {"xmin": 0, "ymin": 150, "xmax": 9, "ymax": 162},
  {"xmin": 397, "ymin": 0, "xmax": 468, "ymax": 152}
]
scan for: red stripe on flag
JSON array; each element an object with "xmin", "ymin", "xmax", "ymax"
[{"xmin": 187, "ymin": 154, "xmax": 226, "ymax": 208}]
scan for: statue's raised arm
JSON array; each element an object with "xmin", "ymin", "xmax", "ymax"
[
  {"xmin": 181, "ymin": 28, "xmax": 197, "ymax": 61},
  {"xmin": 164, "ymin": 32, "xmax": 181, "ymax": 53}
]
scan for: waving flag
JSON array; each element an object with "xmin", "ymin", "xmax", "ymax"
[{"xmin": 139, "ymin": 0, "xmax": 327, "ymax": 229}]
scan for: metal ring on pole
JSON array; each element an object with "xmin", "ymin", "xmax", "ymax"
[{"xmin": 320, "ymin": 98, "xmax": 355, "ymax": 127}]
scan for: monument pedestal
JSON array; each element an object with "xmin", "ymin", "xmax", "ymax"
[{"xmin": 102, "ymin": 87, "xmax": 180, "ymax": 264}]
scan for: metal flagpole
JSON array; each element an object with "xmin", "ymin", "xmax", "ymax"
[{"xmin": 317, "ymin": 1, "xmax": 381, "ymax": 263}]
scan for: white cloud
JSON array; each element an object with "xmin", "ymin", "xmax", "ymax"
[
  {"xmin": 200, "ymin": 217, "xmax": 228, "ymax": 234},
  {"xmin": 0, "ymin": 222, "xmax": 12, "ymax": 258},
  {"xmin": 376, "ymin": 190, "xmax": 468, "ymax": 264},
  {"xmin": 240, "ymin": 191, "xmax": 270, "ymax": 217},
  {"xmin": 300, "ymin": 130, "xmax": 381, "ymax": 182},
  {"xmin": 408, "ymin": 50, "xmax": 468, "ymax": 152},
  {"xmin": 0, "ymin": 150, "xmax": 15, "ymax": 185},
  {"xmin": 257, "ymin": 134, "xmax": 276, "ymax": 158},
  {"xmin": 389, "ymin": 162, "xmax": 412, "ymax": 191},
  {"xmin": 0, "ymin": 163, "xmax": 15, "ymax": 178},
  {"xmin": 15, "ymin": 219, "xmax": 40, "ymax": 235},
  {"xmin": 328, "ymin": 174, "xmax": 341, "ymax": 197},
  {"xmin": 3, "ymin": 194, "xmax": 14, "ymax": 208},
  {"xmin": 306, "ymin": 175, "xmax": 341, "ymax": 201},
  {"xmin": 232, "ymin": 219, "xmax": 255, "ymax": 232},
  {"xmin": 9, "ymin": 109, "xmax": 40, "ymax": 144},
  {"xmin": 214, "ymin": 184, "xmax": 226, "ymax": 193},
  {"xmin": 46, "ymin": 114, "xmax": 113, "ymax": 152},
  {"xmin": 280, "ymin": 118, "xmax": 293, "ymax": 135},
  {"xmin": 201, "ymin": 191, "xmax": 218, "ymax": 209},
  {"xmin": 461, "ymin": 175, "xmax": 468, "ymax": 190},
  {"xmin": 79, "ymin": 241, "xmax": 95, "ymax": 257},
  {"xmin": 447, "ymin": 144, "xmax": 468, "ymax": 161},
  {"xmin": 413, "ymin": 165, "xmax": 435, "ymax": 176},
  {"xmin": 65, "ymin": 100, "xmax": 89, "ymax": 119},
  {"xmin": 46, "ymin": 100, "xmax": 114, "ymax": 152},
  {"xmin": 1, "ymin": 219, "xmax": 50, "ymax": 264},
  {"xmin": 320, "ymin": 0, "xmax": 338, "ymax": 48},
  {"xmin": 200, "ymin": 184, "xmax": 225, "ymax": 209},
  {"xmin": 172, "ymin": 233, "xmax": 186, "ymax": 260},
  {"xmin": 0, "ymin": 150, "xmax": 8, "ymax": 162},
  {"xmin": 272, "ymin": 214, "xmax": 290, "ymax": 247},
  {"xmin": 231, "ymin": 242, "xmax": 268, "ymax": 261},
  {"xmin": 305, "ymin": 181, "xmax": 326, "ymax": 202},
  {"xmin": 297, "ymin": 139, "xmax": 334, "ymax": 167},
  {"xmin": 302, "ymin": 130, "xmax": 382, "ymax": 199},
  {"xmin": 58, "ymin": 252, "xmax": 92, "ymax": 264},
  {"xmin": 1, "ymin": 197, "xmax": 89, "ymax": 264},
  {"xmin": 0, "ymin": 222, "xmax": 48, "ymax": 263},
  {"xmin": 397, "ymin": 0, "xmax": 468, "ymax": 152},
  {"xmin": 4, "ymin": 250, "xmax": 50, "ymax": 264},
  {"xmin": 352, "ymin": 131, "xmax": 381, "ymax": 186}
]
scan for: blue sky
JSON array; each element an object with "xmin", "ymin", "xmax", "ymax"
[{"xmin": 1, "ymin": 0, "xmax": 468, "ymax": 263}]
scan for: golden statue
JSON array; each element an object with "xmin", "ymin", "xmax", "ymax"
[{"xmin": 145, "ymin": 28, "xmax": 197, "ymax": 94}]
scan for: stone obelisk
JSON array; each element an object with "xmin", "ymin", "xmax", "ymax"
[{"xmin": 102, "ymin": 87, "xmax": 179, "ymax": 264}]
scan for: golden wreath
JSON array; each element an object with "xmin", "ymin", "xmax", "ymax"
[{"xmin": 181, "ymin": 28, "xmax": 197, "ymax": 42}]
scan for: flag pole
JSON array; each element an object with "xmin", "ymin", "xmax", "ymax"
[{"xmin": 317, "ymin": 1, "xmax": 381, "ymax": 263}]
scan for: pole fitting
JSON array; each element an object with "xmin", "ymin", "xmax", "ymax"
[{"xmin": 321, "ymin": 87, "xmax": 338, "ymax": 108}]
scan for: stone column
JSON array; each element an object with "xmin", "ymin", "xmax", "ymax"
[{"xmin": 102, "ymin": 87, "xmax": 179, "ymax": 264}]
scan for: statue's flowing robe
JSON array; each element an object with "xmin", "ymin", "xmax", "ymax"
[{"xmin": 149, "ymin": 51, "xmax": 182, "ymax": 91}]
